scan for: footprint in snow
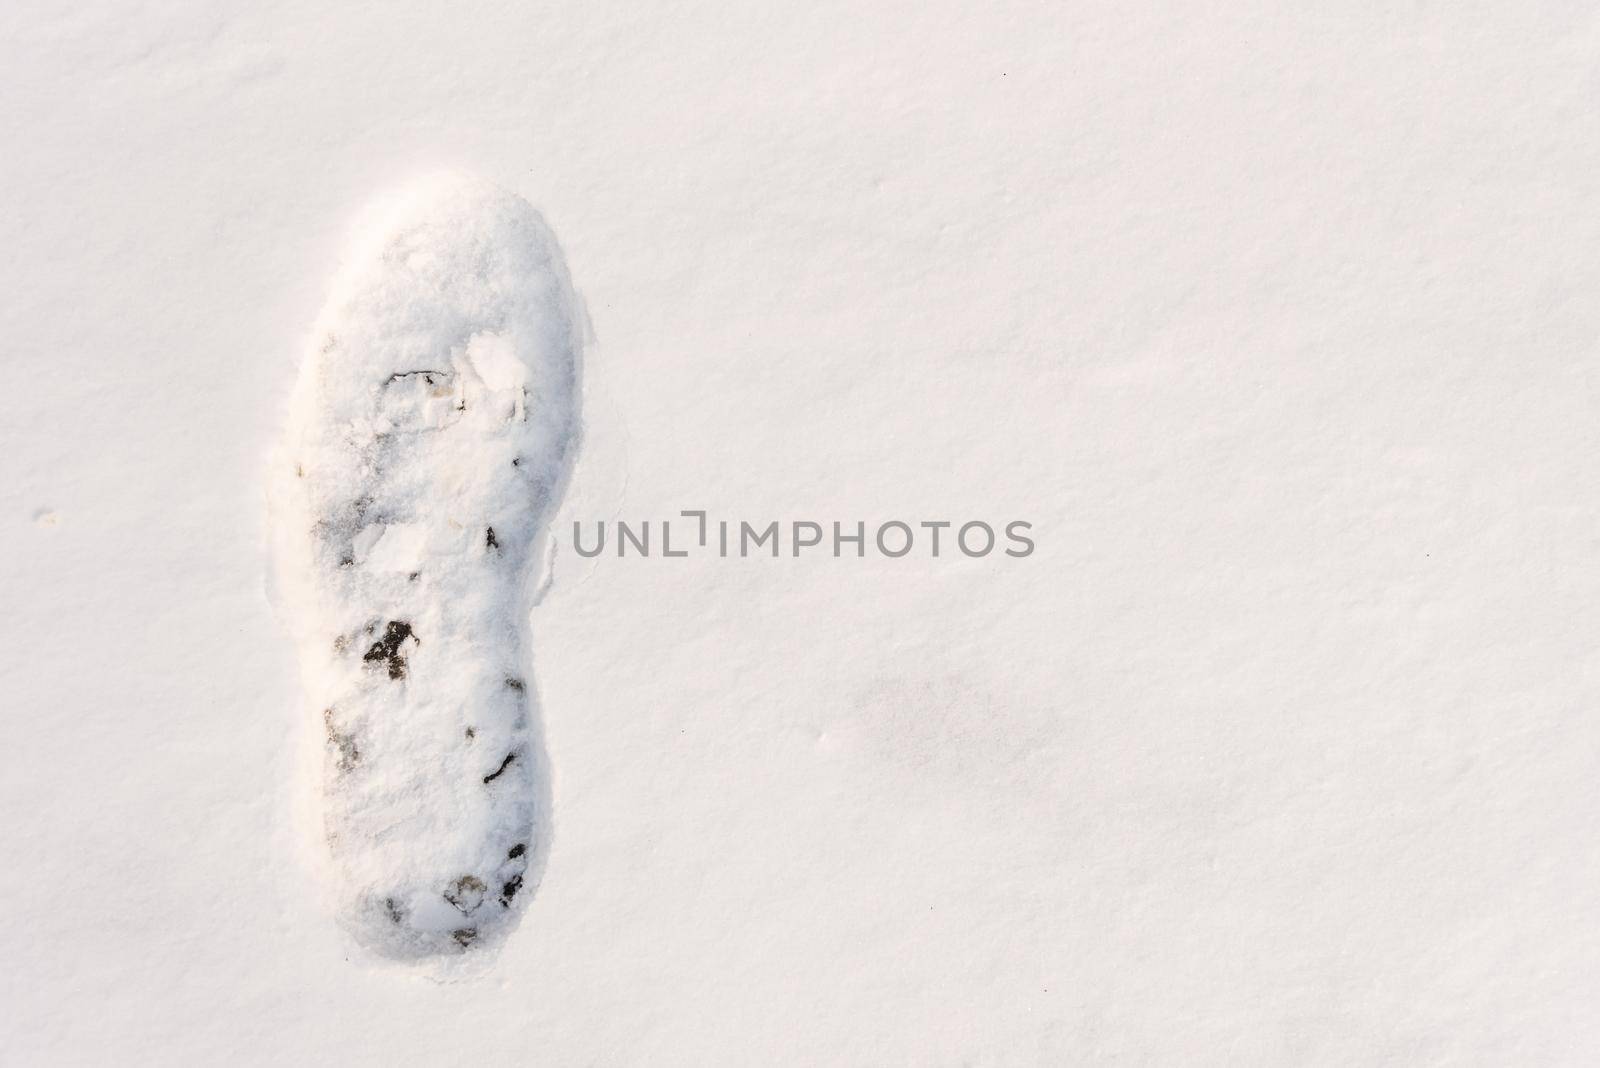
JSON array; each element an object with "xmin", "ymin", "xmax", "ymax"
[{"xmin": 271, "ymin": 173, "xmax": 582, "ymax": 961}]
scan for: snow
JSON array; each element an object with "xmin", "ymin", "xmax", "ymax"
[
  {"xmin": 270, "ymin": 174, "xmax": 580, "ymax": 963},
  {"xmin": 4, "ymin": 1, "xmax": 1600, "ymax": 1062}
]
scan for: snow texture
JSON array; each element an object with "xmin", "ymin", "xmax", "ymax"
[
  {"xmin": 270, "ymin": 174, "xmax": 581, "ymax": 961},
  {"xmin": 7, "ymin": 2, "xmax": 1600, "ymax": 1063}
]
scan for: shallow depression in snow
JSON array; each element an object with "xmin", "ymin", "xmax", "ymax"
[{"xmin": 269, "ymin": 173, "xmax": 582, "ymax": 963}]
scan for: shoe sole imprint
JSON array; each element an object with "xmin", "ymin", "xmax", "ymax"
[{"xmin": 271, "ymin": 174, "xmax": 581, "ymax": 960}]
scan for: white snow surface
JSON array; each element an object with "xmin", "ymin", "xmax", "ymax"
[
  {"xmin": 5, "ymin": 2, "xmax": 1600, "ymax": 1063},
  {"xmin": 271, "ymin": 174, "xmax": 579, "ymax": 964}
]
